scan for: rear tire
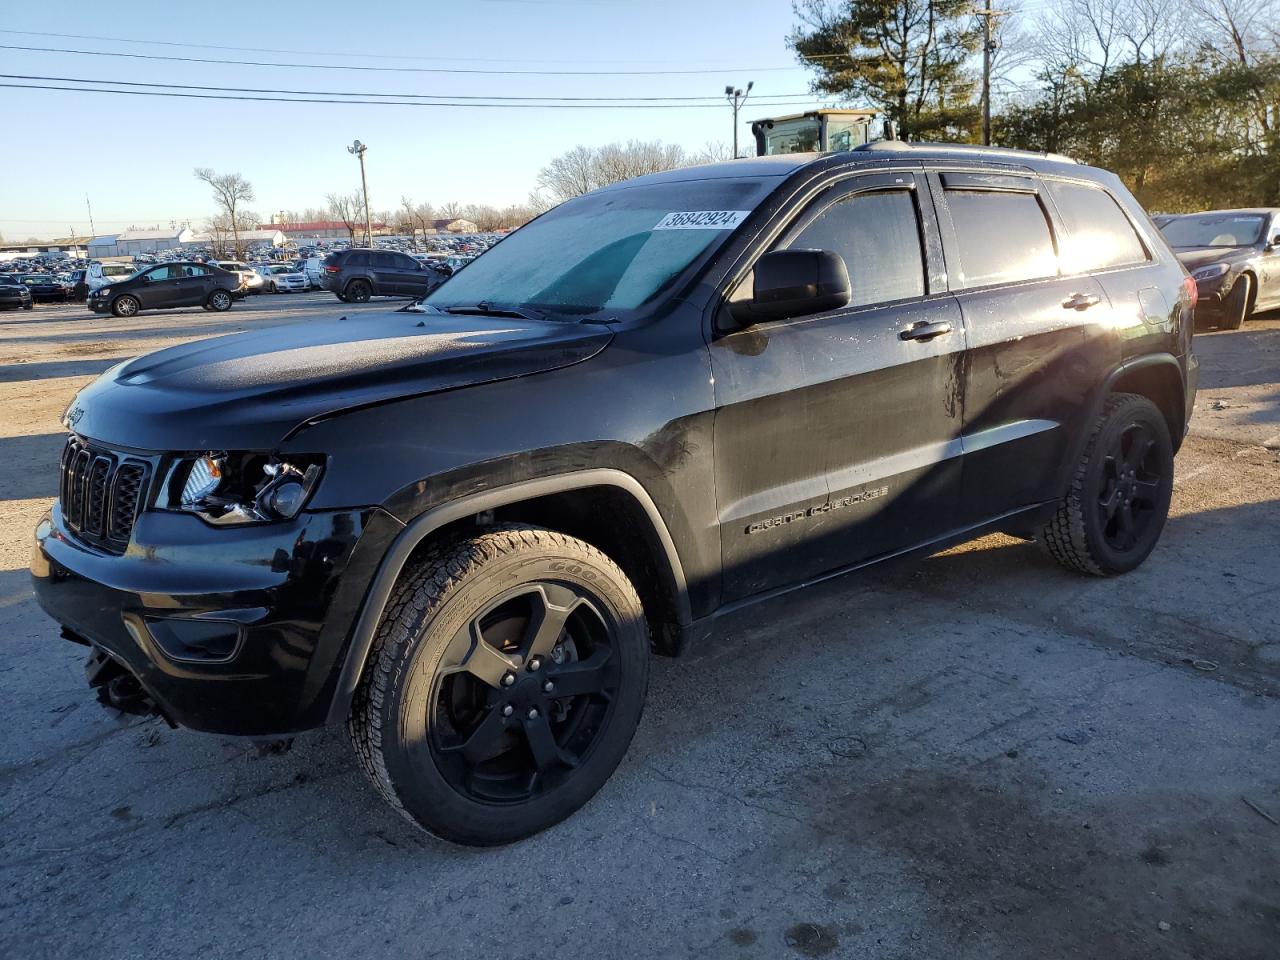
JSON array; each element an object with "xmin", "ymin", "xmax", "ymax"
[
  {"xmin": 111, "ymin": 295, "xmax": 139, "ymax": 318},
  {"xmin": 1219, "ymin": 276, "xmax": 1249, "ymax": 330},
  {"xmin": 348, "ymin": 524, "xmax": 649, "ymax": 846},
  {"xmin": 1040, "ymin": 393, "xmax": 1174, "ymax": 576},
  {"xmin": 206, "ymin": 289, "xmax": 233, "ymax": 312},
  {"xmin": 345, "ymin": 279, "xmax": 371, "ymax": 303}
]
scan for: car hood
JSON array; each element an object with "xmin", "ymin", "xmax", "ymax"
[
  {"xmin": 1172, "ymin": 246, "xmax": 1252, "ymax": 271},
  {"xmin": 68, "ymin": 310, "xmax": 612, "ymax": 451}
]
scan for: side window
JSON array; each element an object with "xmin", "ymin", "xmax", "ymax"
[
  {"xmin": 372, "ymin": 252, "xmax": 397, "ymax": 269},
  {"xmin": 394, "ymin": 254, "xmax": 419, "ymax": 270},
  {"xmin": 146, "ymin": 265, "xmax": 175, "ymax": 282},
  {"xmin": 1046, "ymin": 179, "xmax": 1147, "ymax": 272},
  {"xmin": 187, "ymin": 265, "xmax": 209, "ymax": 277},
  {"xmin": 789, "ymin": 190, "xmax": 926, "ymax": 307},
  {"xmin": 945, "ymin": 190, "xmax": 1057, "ymax": 287},
  {"xmin": 346, "ymin": 252, "xmax": 369, "ymax": 268}
]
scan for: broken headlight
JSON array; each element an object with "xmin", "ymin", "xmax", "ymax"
[{"xmin": 167, "ymin": 452, "xmax": 324, "ymax": 525}]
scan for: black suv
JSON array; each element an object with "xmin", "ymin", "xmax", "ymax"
[
  {"xmin": 87, "ymin": 261, "xmax": 244, "ymax": 317},
  {"xmin": 321, "ymin": 248, "xmax": 449, "ymax": 302},
  {"xmin": 0, "ymin": 273, "xmax": 34, "ymax": 310},
  {"xmin": 33, "ymin": 144, "xmax": 1197, "ymax": 845}
]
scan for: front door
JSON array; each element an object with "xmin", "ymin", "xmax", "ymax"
[
  {"xmin": 710, "ymin": 171, "xmax": 966, "ymax": 602},
  {"xmin": 136, "ymin": 265, "xmax": 183, "ymax": 309},
  {"xmin": 370, "ymin": 252, "xmax": 402, "ymax": 295}
]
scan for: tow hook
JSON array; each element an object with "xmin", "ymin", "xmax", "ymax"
[{"xmin": 84, "ymin": 647, "xmax": 173, "ymax": 726}]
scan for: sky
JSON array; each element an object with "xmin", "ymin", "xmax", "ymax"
[{"xmin": 0, "ymin": 0, "xmax": 843, "ymax": 241}]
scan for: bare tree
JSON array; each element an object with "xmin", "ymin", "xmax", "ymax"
[
  {"xmin": 439, "ymin": 200, "xmax": 465, "ymax": 220},
  {"xmin": 535, "ymin": 140, "xmax": 689, "ymax": 203},
  {"xmin": 325, "ymin": 191, "xmax": 363, "ymax": 242},
  {"xmin": 194, "ymin": 168, "xmax": 255, "ymax": 259}
]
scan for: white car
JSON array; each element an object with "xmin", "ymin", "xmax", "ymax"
[
  {"xmin": 256, "ymin": 264, "xmax": 309, "ymax": 293},
  {"xmin": 215, "ymin": 261, "xmax": 265, "ymax": 294},
  {"xmin": 296, "ymin": 256, "xmax": 328, "ymax": 289},
  {"xmin": 85, "ymin": 261, "xmax": 138, "ymax": 294}
]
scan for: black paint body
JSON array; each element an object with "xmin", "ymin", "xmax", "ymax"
[{"xmin": 32, "ymin": 146, "xmax": 1197, "ymax": 735}]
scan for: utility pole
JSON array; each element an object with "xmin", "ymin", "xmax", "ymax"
[
  {"xmin": 724, "ymin": 81, "xmax": 753, "ymax": 158},
  {"xmin": 977, "ymin": 0, "xmax": 1002, "ymax": 146},
  {"xmin": 348, "ymin": 139, "xmax": 373, "ymax": 246},
  {"xmin": 85, "ymin": 194, "xmax": 96, "ymax": 237}
]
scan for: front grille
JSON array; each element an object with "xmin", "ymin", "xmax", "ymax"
[{"xmin": 58, "ymin": 436, "xmax": 152, "ymax": 554}]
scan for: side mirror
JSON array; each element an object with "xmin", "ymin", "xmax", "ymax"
[
  {"xmin": 1269, "ymin": 234, "xmax": 1280, "ymax": 250},
  {"xmin": 734, "ymin": 249, "xmax": 851, "ymax": 324}
]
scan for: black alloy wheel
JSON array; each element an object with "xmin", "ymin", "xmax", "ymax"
[
  {"xmin": 430, "ymin": 581, "xmax": 621, "ymax": 803},
  {"xmin": 346, "ymin": 279, "xmax": 371, "ymax": 302},
  {"xmin": 1095, "ymin": 419, "xmax": 1165, "ymax": 553}
]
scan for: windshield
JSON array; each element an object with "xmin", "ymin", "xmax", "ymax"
[
  {"xmin": 423, "ymin": 176, "xmax": 777, "ymax": 317},
  {"xmin": 1160, "ymin": 214, "xmax": 1267, "ymax": 248},
  {"xmin": 268, "ymin": 265, "xmax": 293, "ymax": 274}
]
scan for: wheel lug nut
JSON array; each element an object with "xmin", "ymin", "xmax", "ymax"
[
  {"xmin": 501, "ymin": 673, "xmax": 515, "ymax": 687},
  {"xmin": 528, "ymin": 658, "xmax": 541, "ymax": 671},
  {"xmin": 527, "ymin": 707, "xmax": 539, "ymax": 720},
  {"xmin": 502, "ymin": 704, "xmax": 513, "ymax": 717},
  {"xmin": 543, "ymin": 681, "xmax": 554, "ymax": 693}
]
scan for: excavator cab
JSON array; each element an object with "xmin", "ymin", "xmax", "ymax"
[{"xmin": 751, "ymin": 109, "xmax": 885, "ymax": 156}]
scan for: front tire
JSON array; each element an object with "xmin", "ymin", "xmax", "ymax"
[
  {"xmin": 1040, "ymin": 393, "xmax": 1174, "ymax": 576},
  {"xmin": 111, "ymin": 295, "xmax": 139, "ymax": 318},
  {"xmin": 1219, "ymin": 276, "xmax": 1249, "ymax": 330},
  {"xmin": 206, "ymin": 289, "xmax": 233, "ymax": 312},
  {"xmin": 349, "ymin": 525, "xmax": 649, "ymax": 846}
]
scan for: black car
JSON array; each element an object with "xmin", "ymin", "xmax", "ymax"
[
  {"xmin": 34, "ymin": 143, "xmax": 1196, "ymax": 846},
  {"xmin": 1158, "ymin": 208, "xmax": 1280, "ymax": 329},
  {"xmin": 320, "ymin": 248, "xmax": 449, "ymax": 302},
  {"xmin": 86, "ymin": 261, "xmax": 244, "ymax": 317},
  {"xmin": 0, "ymin": 273, "xmax": 34, "ymax": 310},
  {"xmin": 21, "ymin": 274, "xmax": 74, "ymax": 302}
]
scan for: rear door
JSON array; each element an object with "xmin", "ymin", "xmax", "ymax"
[
  {"xmin": 931, "ymin": 170, "xmax": 1112, "ymax": 524},
  {"xmin": 369, "ymin": 252, "xmax": 401, "ymax": 294},
  {"xmin": 710, "ymin": 170, "xmax": 966, "ymax": 600}
]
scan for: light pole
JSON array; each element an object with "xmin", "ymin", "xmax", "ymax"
[
  {"xmin": 347, "ymin": 139, "xmax": 373, "ymax": 246},
  {"xmin": 725, "ymin": 81, "xmax": 753, "ymax": 159}
]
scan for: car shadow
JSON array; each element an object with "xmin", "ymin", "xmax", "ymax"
[
  {"xmin": 0, "ymin": 433, "xmax": 65, "ymax": 500},
  {"xmin": 0, "ymin": 357, "xmax": 123, "ymax": 384}
]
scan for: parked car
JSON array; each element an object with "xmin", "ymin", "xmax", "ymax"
[
  {"xmin": 296, "ymin": 256, "xmax": 328, "ymax": 289},
  {"xmin": 0, "ymin": 273, "xmax": 33, "ymax": 310},
  {"xmin": 33, "ymin": 143, "xmax": 1196, "ymax": 846},
  {"xmin": 22, "ymin": 274, "xmax": 74, "ymax": 302},
  {"xmin": 256, "ymin": 263, "xmax": 309, "ymax": 293},
  {"xmin": 68, "ymin": 262, "xmax": 143, "ymax": 301},
  {"xmin": 320, "ymin": 248, "xmax": 448, "ymax": 301},
  {"xmin": 215, "ymin": 260, "xmax": 265, "ymax": 295},
  {"xmin": 86, "ymin": 261, "xmax": 243, "ymax": 316},
  {"xmin": 1157, "ymin": 208, "xmax": 1280, "ymax": 330}
]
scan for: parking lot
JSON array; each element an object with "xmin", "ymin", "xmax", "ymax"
[{"xmin": 1, "ymin": 295, "xmax": 1277, "ymax": 959}]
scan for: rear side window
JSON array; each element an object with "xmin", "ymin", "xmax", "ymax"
[
  {"xmin": 1046, "ymin": 179, "xmax": 1147, "ymax": 272},
  {"xmin": 789, "ymin": 190, "xmax": 926, "ymax": 307},
  {"xmin": 372, "ymin": 252, "xmax": 397, "ymax": 268},
  {"xmin": 946, "ymin": 191, "xmax": 1057, "ymax": 287},
  {"xmin": 346, "ymin": 252, "xmax": 369, "ymax": 267}
]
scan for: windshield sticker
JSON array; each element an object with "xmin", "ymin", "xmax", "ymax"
[{"xmin": 653, "ymin": 210, "xmax": 750, "ymax": 230}]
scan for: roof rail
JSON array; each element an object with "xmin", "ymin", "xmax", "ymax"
[{"xmin": 853, "ymin": 140, "xmax": 1078, "ymax": 165}]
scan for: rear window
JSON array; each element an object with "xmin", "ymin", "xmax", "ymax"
[
  {"xmin": 1047, "ymin": 180, "xmax": 1146, "ymax": 272},
  {"xmin": 946, "ymin": 190, "xmax": 1057, "ymax": 287},
  {"xmin": 102, "ymin": 264, "xmax": 133, "ymax": 277}
]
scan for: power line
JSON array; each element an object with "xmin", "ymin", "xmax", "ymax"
[
  {"xmin": 0, "ymin": 81, "xmax": 819, "ymax": 109},
  {"xmin": 0, "ymin": 28, "xmax": 766, "ymax": 67},
  {"xmin": 0, "ymin": 73, "xmax": 816, "ymax": 103},
  {"xmin": 0, "ymin": 43, "xmax": 802, "ymax": 76}
]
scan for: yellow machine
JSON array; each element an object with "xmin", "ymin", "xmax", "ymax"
[{"xmin": 751, "ymin": 108, "xmax": 886, "ymax": 156}]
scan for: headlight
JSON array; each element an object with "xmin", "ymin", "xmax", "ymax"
[
  {"xmin": 1191, "ymin": 263, "xmax": 1230, "ymax": 282},
  {"xmin": 166, "ymin": 452, "xmax": 324, "ymax": 525},
  {"xmin": 97, "ymin": 287, "xmax": 111, "ymax": 296}
]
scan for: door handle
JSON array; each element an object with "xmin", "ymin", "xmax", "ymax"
[
  {"xmin": 899, "ymin": 320, "xmax": 953, "ymax": 342},
  {"xmin": 1062, "ymin": 292, "xmax": 1102, "ymax": 310}
]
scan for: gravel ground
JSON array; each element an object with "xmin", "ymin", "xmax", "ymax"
[{"xmin": 1, "ymin": 296, "xmax": 1277, "ymax": 960}]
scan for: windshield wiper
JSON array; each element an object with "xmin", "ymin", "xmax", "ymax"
[{"xmin": 441, "ymin": 302, "xmax": 553, "ymax": 322}]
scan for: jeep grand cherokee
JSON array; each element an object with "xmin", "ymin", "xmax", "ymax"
[{"xmin": 33, "ymin": 143, "xmax": 1198, "ymax": 845}]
